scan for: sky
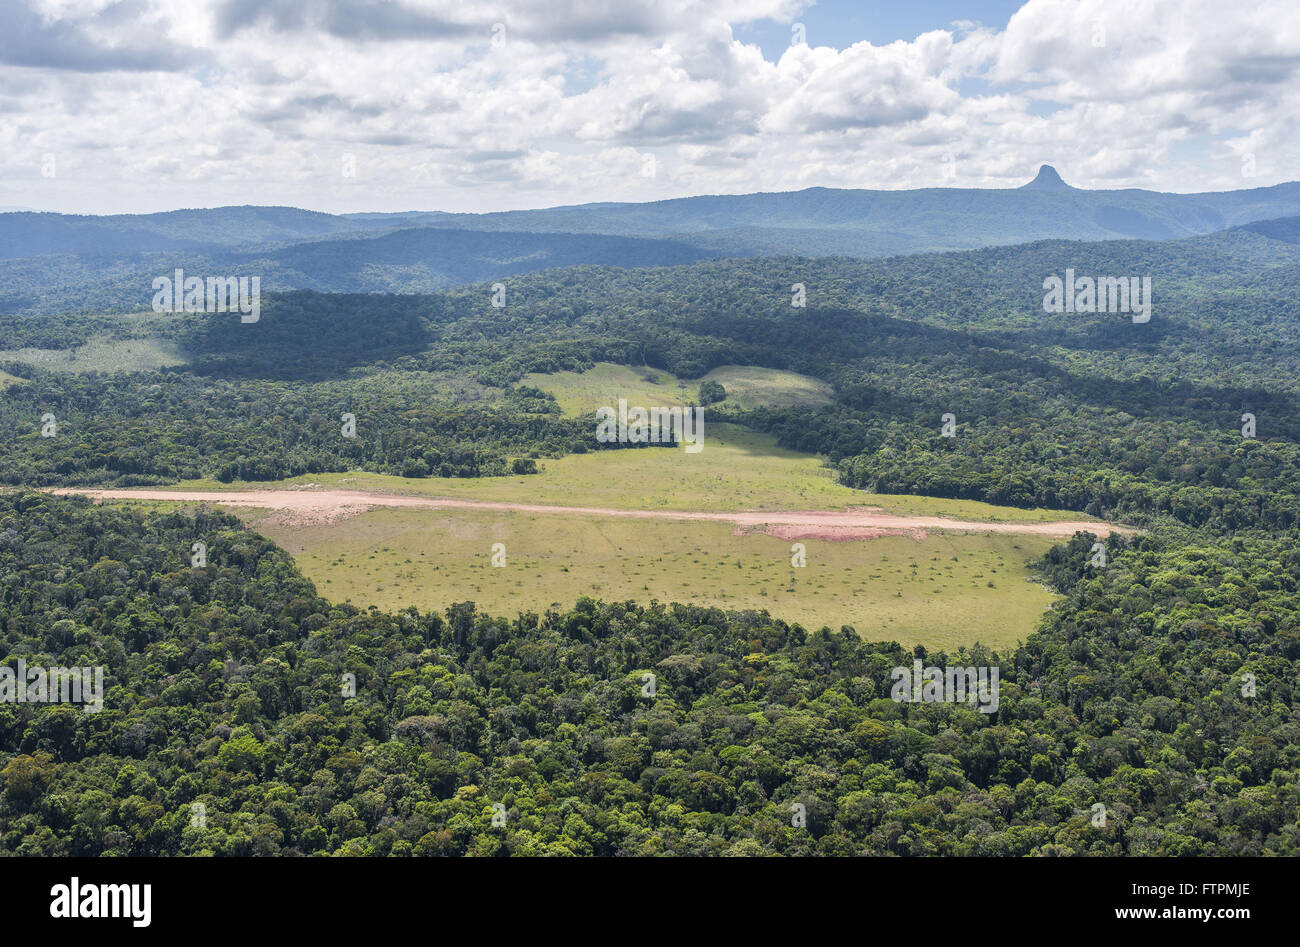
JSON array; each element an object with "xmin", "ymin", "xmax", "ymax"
[{"xmin": 1, "ymin": 0, "xmax": 1296, "ymax": 215}]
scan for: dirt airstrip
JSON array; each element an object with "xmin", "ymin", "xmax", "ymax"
[{"xmin": 45, "ymin": 487, "xmax": 1129, "ymax": 541}]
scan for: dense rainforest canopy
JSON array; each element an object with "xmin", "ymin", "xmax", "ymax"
[{"xmin": 0, "ymin": 494, "xmax": 1296, "ymax": 855}]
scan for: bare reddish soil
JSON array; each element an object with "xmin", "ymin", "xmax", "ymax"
[{"xmin": 45, "ymin": 487, "xmax": 1129, "ymax": 540}]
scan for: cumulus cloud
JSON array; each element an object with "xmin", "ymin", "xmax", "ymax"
[
  {"xmin": 0, "ymin": 0, "xmax": 199, "ymax": 71},
  {"xmin": 1, "ymin": 0, "xmax": 1297, "ymax": 213}
]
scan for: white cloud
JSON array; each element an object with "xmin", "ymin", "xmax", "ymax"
[{"xmin": 2, "ymin": 0, "xmax": 1298, "ymax": 213}]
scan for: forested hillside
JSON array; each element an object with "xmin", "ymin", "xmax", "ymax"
[{"xmin": 0, "ymin": 206, "xmax": 408, "ymax": 258}]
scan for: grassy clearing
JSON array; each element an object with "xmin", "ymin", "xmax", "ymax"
[
  {"xmin": 90, "ymin": 359, "xmax": 1096, "ymax": 650},
  {"xmin": 65, "ymin": 359, "xmax": 1090, "ymax": 522},
  {"xmin": 519, "ymin": 361, "xmax": 834, "ymax": 414},
  {"xmin": 172, "ymin": 423, "xmax": 1089, "ymax": 523},
  {"xmin": 699, "ymin": 365, "xmax": 834, "ymax": 409},
  {"xmin": 0, "ymin": 337, "xmax": 188, "ymax": 373},
  {"xmin": 520, "ymin": 362, "xmax": 692, "ymax": 414},
  {"xmin": 244, "ymin": 505, "xmax": 1060, "ymax": 651},
  {"xmin": 0, "ymin": 370, "xmax": 25, "ymax": 387}
]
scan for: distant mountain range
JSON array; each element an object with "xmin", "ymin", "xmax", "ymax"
[
  {"xmin": 402, "ymin": 165, "xmax": 1300, "ymax": 254},
  {"xmin": 4, "ymin": 166, "xmax": 1300, "ymax": 315}
]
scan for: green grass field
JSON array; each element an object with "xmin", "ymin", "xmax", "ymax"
[
  {"xmin": 0, "ymin": 337, "xmax": 188, "ymax": 373},
  {"xmin": 145, "ymin": 361, "xmax": 1105, "ymax": 649},
  {"xmin": 519, "ymin": 361, "xmax": 833, "ymax": 413},
  {"xmin": 699, "ymin": 364, "xmax": 834, "ymax": 409},
  {"xmin": 171, "ymin": 423, "xmax": 1086, "ymax": 522},
  {"xmin": 521, "ymin": 362, "xmax": 692, "ymax": 414},
  {"xmin": 245, "ymin": 504, "xmax": 1060, "ymax": 651},
  {"xmin": 174, "ymin": 361, "xmax": 1089, "ymax": 522}
]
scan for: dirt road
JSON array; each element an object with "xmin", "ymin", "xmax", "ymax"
[{"xmin": 45, "ymin": 487, "xmax": 1127, "ymax": 541}]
